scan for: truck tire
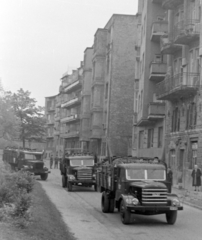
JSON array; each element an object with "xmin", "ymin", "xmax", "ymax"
[
  {"xmin": 120, "ymin": 200, "xmax": 131, "ymax": 224},
  {"xmin": 41, "ymin": 173, "xmax": 48, "ymax": 181},
  {"xmin": 166, "ymin": 211, "xmax": 177, "ymax": 225},
  {"xmin": 101, "ymin": 192, "xmax": 110, "ymax": 213},
  {"xmin": 62, "ymin": 175, "xmax": 67, "ymax": 188},
  {"xmin": 67, "ymin": 181, "xmax": 73, "ymax": 192},
  {"xmin": 109, "ymin": 198, "xmax": 115, "ymax": 213}
]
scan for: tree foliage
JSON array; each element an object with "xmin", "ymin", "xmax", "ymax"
[
  {"xmin": 0, "ymin": 94, "xmax": 19, "ymax": 140},
  {"xmin": 5, "ymin": 88, "xmax": 46, "ymax": 147}
]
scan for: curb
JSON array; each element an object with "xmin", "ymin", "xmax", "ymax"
[{"xmin": 182, "ymin": 200, "xmax": 202, "ymax": 211}]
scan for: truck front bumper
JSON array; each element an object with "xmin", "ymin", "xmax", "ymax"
[
  {"xmin": 127, "ymin": 205, "xmax": 183, "ymax": 212},
  {"xmin": 69, "ymin": 179, "xmax": 96, "ymax": 184}
]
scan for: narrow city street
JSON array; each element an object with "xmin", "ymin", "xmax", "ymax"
[{"xmin": 40, "ymin": 168, "xmax": 202, "ymax": 240}]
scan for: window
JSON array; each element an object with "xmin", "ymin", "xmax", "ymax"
[
  {"xmin": 147, "ymin": 129, "xmax": 154, "ymax": 148},
  {"xmin": 172, "ymin": 107, "xmax": 180, "ymax": 132},
  {"xmin": 139, "ymin": 130, "xmax": 144, "ymax": 149},
  {"xmin": 190, "ymin": 142, "xmax": 198, "ymax": 169},
  {"xmin": 186, "ymin": 103, "xmax": 197, "ymax": 130},
  {"xmin": 158, "ymin": 127, "xmax": 163, "ymax": 148}
]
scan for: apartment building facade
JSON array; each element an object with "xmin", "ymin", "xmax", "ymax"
[
  {"xmin": 134, "ymin": 0, "xmax": 202, "ymax": 189},
  {"xmin": 132, "ymin": 0, "xmax": 167, "ymax": 159},
  {"xmin": 45, "ymin": 95, "xmax": 56, "ymax": 158},
  {"xmin": 89, "ymin": 14, "xmax": 137, "ymax": 157}
]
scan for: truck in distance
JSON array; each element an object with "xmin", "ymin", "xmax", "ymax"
[
  {"xmin": 96, "ymin": 157, "xmax": 183, "ymax": 225},
  {"xmin": 60, "ymin": 153, "xmax": 97, "ymax": 191},
  {"xmin": 3, "ymin": 147, "xmax": 50, "ymax": 180}
]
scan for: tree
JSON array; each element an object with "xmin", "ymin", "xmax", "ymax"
[
  {"xmin": 0, "ymin": 95, "xmax": 19, "ymax": 140},
  {"xmin": 7, "ymin": 88, "xmax": 46, "ymax": 148}
]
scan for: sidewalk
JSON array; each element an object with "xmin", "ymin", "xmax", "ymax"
[{"xmin": 172, "ymin": 187, "xmax": 202, "ymax": 210}]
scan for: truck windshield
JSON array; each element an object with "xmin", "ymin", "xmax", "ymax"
[
  {"xmin": 126, "ymin": 169, "xmax": 166, "ymax": 180},
  {"xmin": 147, "ymin": 169, "xmax": 165, "ymax": 180},
  {"xmin": 70, "ymin": 159, "xmax": 94, "ymax": 166},
  {"xmin": 25, "ymin": 154, "xmax": 37, "ymax": 160},
  {"xmin": 126, "ymin": 169, "xmax": 145, "ymax": 180}
]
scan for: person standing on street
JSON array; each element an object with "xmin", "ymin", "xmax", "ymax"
[
  {"xmin": 54, "ymin": 152, "xmax": 59, "ymax": 169},
  {"xmin": 191, "ymin": 165, "xmax": 201, "ymax": 191},
  {"xmin": 167, "ymin": 167, "xmax": 173, "ymax": 193},
  {"xmin": 50, "ymin": 154, "xmax": 53, "ymax": 169}
]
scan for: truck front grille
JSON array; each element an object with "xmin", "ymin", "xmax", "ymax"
[
  {"xmin": 77, "ymin": 169, "xmax": 92, "ymax": 180},
  {"xmin": 34, "ymin": 162, "xmax": 44, "ymax": 170},
  {"xmin": 142, "ymin": 188, "xmax": 168, "ymax": 205}
]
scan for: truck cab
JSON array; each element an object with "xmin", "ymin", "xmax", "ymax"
[
  {"xmin": 97, "ymin": 157, "xmax": 183, "ymax": 225},
  {"xmin": 3, "ymin": 147, "xmax": 50, "ymax": 180},
  {"xmin": 60, "ymin": 154, "xmax": 97, "ymax": 191}
]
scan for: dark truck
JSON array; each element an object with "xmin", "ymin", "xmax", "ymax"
[
  {"xmin": 3, "ymin": 147, "xmax": 50, "ymax": 180},
  {"xmin": 60, "ymin": 153, "xmax": 97, "ymax": 191},
  {"xmin": 96, "ymin": 157, "xmax": 183, "ymax": 225}
]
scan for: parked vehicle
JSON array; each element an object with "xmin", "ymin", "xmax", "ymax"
[
  {"xmin": 60, "ymin": 153, "xmax": 97, "ymax": 191},
  {"xmin": 96, "ymin": 157, "xmax": 183, "ymax": 225},
  {"xmin": 3, "ymin": 147, "xmax": 50, "ymax": 180}
]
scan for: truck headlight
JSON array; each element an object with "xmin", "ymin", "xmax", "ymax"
[
  {"xmin": 172, "ymin": 198, "xmax": 180, "ymax": 206},
  {"xmin": 125, "ymin": 197, "xmax": 139, "ymax": 205},
  {"xmin": 132, "ymin": 198, "xmax": 139, "ymax": 205},
  {"xmin": 29, "ymin": 165, "xmax": 33, "ymax": 169},
  {"xmin": 69, "ymin": 175, "xmax": 75, "ymax": 180}
]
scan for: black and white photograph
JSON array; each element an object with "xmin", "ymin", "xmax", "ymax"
[{"xmin": 0, "ymin": 0, "xmax": 202, "ymax": 239}]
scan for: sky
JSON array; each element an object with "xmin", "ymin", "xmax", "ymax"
[{"xmin": 0, "ymin": 0, "xmax": 138, "ymax": 106}]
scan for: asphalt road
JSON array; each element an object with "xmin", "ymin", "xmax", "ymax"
[{"xmin": 40, "ymin": 168, "xmax": 202, "ymax": 240}]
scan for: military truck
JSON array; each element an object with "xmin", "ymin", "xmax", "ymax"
[
  {"xmin": 60, "ymin": 153, "xmax": 97, "ymax": 191},
  {"xmin": 96, "ymin": 157, "xmax": 183, "ymax": 225},
  {"xmin": 3, "ymin": 147, "xmax": 50, "ymax": 180}
]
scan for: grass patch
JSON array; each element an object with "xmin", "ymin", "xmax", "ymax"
[{"xmin": 23, "ymin": 181, "xmax": 76, "ymax": 240}]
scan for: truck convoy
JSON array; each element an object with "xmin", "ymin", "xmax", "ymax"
[
  {"xmin": 3, "ymin": 147, "xmax": 50, "ymax": 180},
  {"xmin": 96, "ymin": 157, "xmax": 183, "ymax": 225},
  {"xmin": 60, "ymin": 153, "xmax": 97, "ymax": 191}
]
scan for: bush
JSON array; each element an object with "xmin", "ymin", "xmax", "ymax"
[{"xmin": 0, "ymin": 165, "xmax": 35, "ymax": 227}]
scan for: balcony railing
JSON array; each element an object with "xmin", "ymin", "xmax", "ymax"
[
  {"xmin": 148, "ymin": 102, "xmax": 165, "ymax": 120},
  {"xmin": 149, "ymin": 62, "xmax": 167, "ymax": 82},
  {"xmin": 162, "ymin": 0, "xmax": 183, "ymax": 9},
  {"xmin": 173, "ymin": 19, "xmax": 200, "ymax": 45},
  {"xmin": 63, "ymin": 80, "xmax": 81, "ymax": 93},
  {"xmin": 61, "ymin": 114, "xmax": 80, "ymax": 123},
  {"xmin": 160, "ymin": 36, "xmax": 182, "ymax": 55},
  {"xmin": 60, "ymin": 131, "xmax": 80, "ymax": 139},
  {"xmin": 156, "ymin": 72, "xmax": 200, "ymax": 101},
  {"xmin": 61, "ymin": 96, "xmax": 81, "ymax": 108},
  {"xmin": 151, "ymin": 21, "xmax": 168, "ymax": 42}
]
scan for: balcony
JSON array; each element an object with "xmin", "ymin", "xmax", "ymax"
[
  {"xmin": 148, "ymin": 102, "xmax": 165, "ymax": 120},
  {"xmin": 55, "ymin": 115, "xmax": 60, "ymax": 122},
  {"xmin": 160, "ymin": 36, "xmax": 182, "ymax": 55},
  {"xmin": 63, "ymin": 80, "xmax": 81, "ymax": 93},
  {"xmin": 47, "ymin": 120, "xmax": 54, "ymax": 125},
  {"xmin": 61, "ymin": 114, "xmax": 80, "ymax": 123},
  {"xmin": 151, "ymin": 21, "xmax": 168, "ymax": 42},
  {"xmin": 56, "ymin": 101, "xmax": 61, "ymax": 108},
  {"xmin": 54, "ymin": 130, "xmax": 60, "ymax": 136},
  {"xmin": 156, "ymin": 72, "xmax": 200, "ymax": 101},
  {"xmin": 47, "ymin": 106, "xmax": 55, "ymax": 112},
  {"xmin": 60, "ymin": 131, "xmax": 79, "ymax": 139},
  {"xmin": 61, "ymin": 96, "xmax": 81, "ymax": 108},
  {"xmin": 46, "ymin": 133, "xmax": 54, "ymax": 138},
  {"xmin": 149, "ymin": 62, "xmax": 167, "ymax": 82},
  {"xmin": 135, "ymin": 45, "xmax": 140, "ymax": 61},
  {"xmin": 162, "ymin": 0, "xmax": 183, "ymax": 9},
  {"xmin": 173, "ymin": 19, "xmax": 200, "ymax": 45}
]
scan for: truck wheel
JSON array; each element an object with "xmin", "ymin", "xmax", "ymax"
[
  {"xmin": 62, "ymin": 175, "xmax": 67, "ymax": 188},
  {"xmin": 109, "ymin": 198, "xmax": 115, "ymax": 213},
  {"xmin": 166, "ymin": 211, "xmax": 177, "ymax": 225},
  {"xmin": 41, "ymin": 173, "xmax": 48, "ymax": 181},
  {"xmin": 67, "ymin": 182, "xmax": 73, "ymax": 192},
  {"xmin": 120, "ymin": 200, "xmax": 131, "ymax": 224},
  {"xmin": 101, "ymin": 192, "xmax": 110, "ymax": 213}
]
